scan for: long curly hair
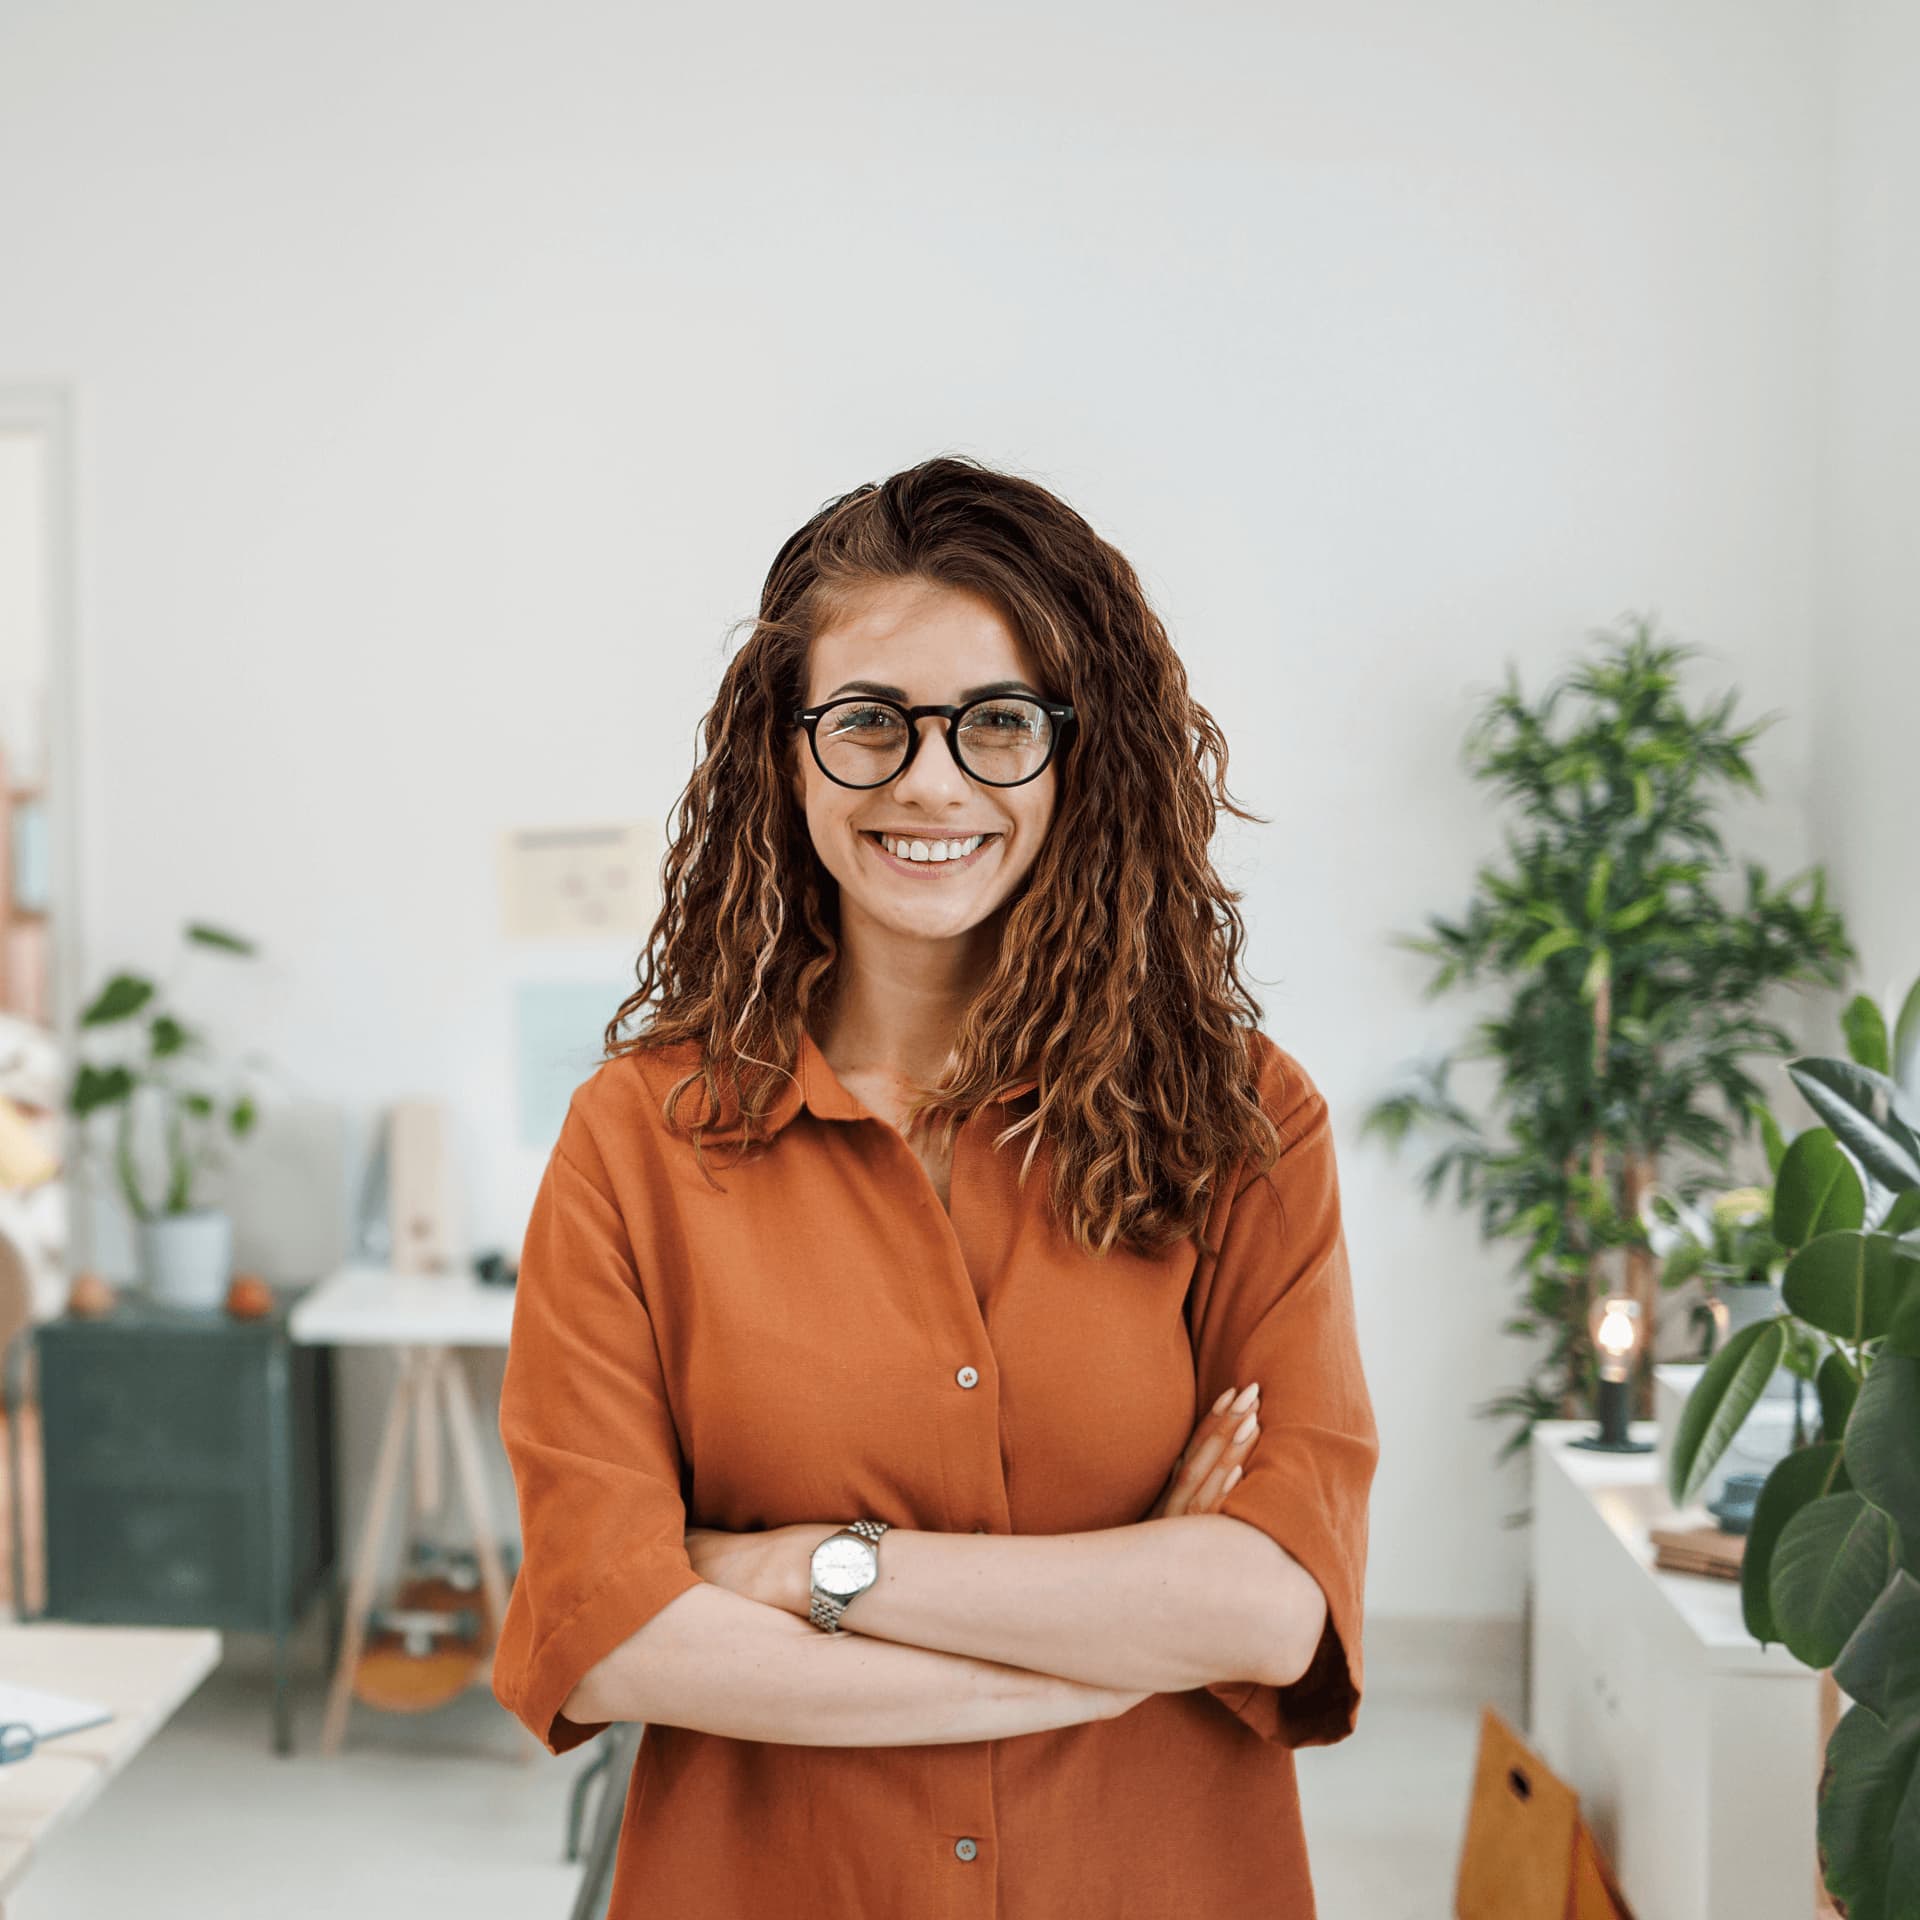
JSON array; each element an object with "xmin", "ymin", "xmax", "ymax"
[{"xmin": 606, "ymin": 452, "xmax": 1285, "ymax": 1258}]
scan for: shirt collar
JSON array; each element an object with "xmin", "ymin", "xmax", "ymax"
[{"xmin": 717, "ymin": 1026, "xmax": 1039, "ymax": 1141}]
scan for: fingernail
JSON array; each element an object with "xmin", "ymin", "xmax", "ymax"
[
  {"xmin": 1211, "ymin": 1387, "xmax": 1235, "ymax": 1415},
  {"xmin": 1230, "ymin": 1382, "xmax": 1260, "ymax": 1414},
  {"xmin": 1233, "ymin": 1409, "xmax": 1259, "ymax": 1445},
  {"xmin": 1222, "ymin": 1464, "xmax": 1243, "ymax": 1493}
]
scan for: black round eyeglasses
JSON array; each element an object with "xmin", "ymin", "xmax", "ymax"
[{"xmin": 790, "ymin": 694, "xmax": 1077, "ymax": 790}]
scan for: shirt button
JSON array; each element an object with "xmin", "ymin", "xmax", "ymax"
[
  {"xmin": 956, "ymin": 1365, "xmax": 979, "ymax": 1389},
  {"xmin": 955, "ymin": 1837, "xmax": 978, "ymax": 1862}
]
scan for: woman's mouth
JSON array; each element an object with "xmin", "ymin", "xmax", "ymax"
[{"xmin": 861, "ymin": 830, "xmax": 1001, "ymax": 874}]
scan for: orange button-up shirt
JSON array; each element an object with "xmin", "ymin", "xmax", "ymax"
[{"xmin": 492, "ymin": 1023, "xmax": 1378, "ymax": 1918}]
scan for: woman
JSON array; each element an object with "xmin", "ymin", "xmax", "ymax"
[{"xmin": 491, "ymin": 454, "xmax": 1379, "ymax": 1917}]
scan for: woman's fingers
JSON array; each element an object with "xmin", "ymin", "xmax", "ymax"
[
  {"xmin": 1184, "ymin": 1431, "xmax": 1229, "ymax": 1490},
  {"xmin": 1194, "ymin": 1455, "xmax": 1246, "ymax": 1511},
  {"xmin": 1193, "ymin": 1410, "xmax": 1258, "ymax": 1510},
  {"xmin": 1158, "ymin": 1385, "xmax": 1261, "ymax": 1518}
]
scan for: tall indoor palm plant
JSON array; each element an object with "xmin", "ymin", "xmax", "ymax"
[{"xmin": 1362, "ymin": 615, "xmax": 1854, "ymax": 1490}]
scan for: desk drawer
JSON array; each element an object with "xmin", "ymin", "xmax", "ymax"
[
  {"xmin": 39, "ymin": 1336, "xmax": 268, "ymax": 1483},
  {"xmin": 47, "ymin": 1482, "xmax": 267, "ymax": 1624}
]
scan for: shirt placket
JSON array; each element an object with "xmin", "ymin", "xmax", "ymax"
[{"xmin": 873, "ymin": 1113, "xmax": 1004, "ymax": 1909}]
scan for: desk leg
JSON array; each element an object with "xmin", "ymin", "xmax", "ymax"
[
  {"xmin": 320, "ymin": 1347, "xmax": 419, "ymax": 1756},
  {"xmin": 438, "ymin": 1348, "xmax": 538, "ymax": 1763}
]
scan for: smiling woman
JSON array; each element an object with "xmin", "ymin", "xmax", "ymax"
[{"xmin": 491, "ymin": 453, "xmax": 1379, "ymax": 1920}]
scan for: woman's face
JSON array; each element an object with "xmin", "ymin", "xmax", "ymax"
[{"xmin": 789, "ymin": 578, "xmax": 1060, "ymax": 949}]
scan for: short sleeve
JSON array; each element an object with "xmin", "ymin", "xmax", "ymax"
[
  {"xmin": 491, "ymin": 1098, "xmax": 706, "ymax": 1755},
  {"xmin": 1187, "ymin": 1039, "xmax": 1379, "ymax": 1748}
]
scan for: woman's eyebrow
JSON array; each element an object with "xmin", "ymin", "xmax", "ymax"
[{"xmin": 825, "ymin": 677, "xmax": 1043, "ymax": 701}]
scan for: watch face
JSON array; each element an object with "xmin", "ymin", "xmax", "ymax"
[{"xmin": 813, "ymin": 1534, "xmax": 877, "ymax": 1598}]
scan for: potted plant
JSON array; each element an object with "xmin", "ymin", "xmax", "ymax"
[
  {"xmin": 1666, "ymin": 969, "xmax": 1920, "ymax": 1916},
  {"xmin": 67, "ymin": 921, "xmax": 265, "ymax": 1309},
  {"xmin": 1642, "ymin": 1184, "xmax": 1801, "ymax": 1397},
  {"xmin": 1361, "ymin": 615, "xmax": 1854, "ymax": 1510}
]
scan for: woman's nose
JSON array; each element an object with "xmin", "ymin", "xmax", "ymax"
[{"xmin": 891, "ymin": 716, "xmax": 970, "ymax": 797}]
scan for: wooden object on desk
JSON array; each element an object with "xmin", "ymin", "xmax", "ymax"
[
  {"xmin": 288, "ymin": 1264, "xmax": 528, "ymax": 1759},
  {"xmin": 1648, "ymin": 1518, "xmax": 1745, "ymax": 1580},
  {"xmin": 0, "ymin": 1621, "xmax": 220, "ymax": 1917},
  {"xmin": 386, "ymin": 1101, "xmax": 460, "ymax": 1276}
]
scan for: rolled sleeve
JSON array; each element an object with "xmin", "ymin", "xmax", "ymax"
[
  {"xmin": 1188, "ymin": 1041, "xmax": 1378, "ymax": 1748},
  {"xmin": 491, "ymin": 1099, "xmax": 705, "ymax": 1755}
]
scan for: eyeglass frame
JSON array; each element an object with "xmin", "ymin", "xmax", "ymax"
[{"xmin": 789, "ymin": 694, "xmax": 1078, "ymax": 790}]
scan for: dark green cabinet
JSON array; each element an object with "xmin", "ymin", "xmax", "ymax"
[{"xmin": 12, "ymin": 1285, "xmax": 339, "ymax": 1753}]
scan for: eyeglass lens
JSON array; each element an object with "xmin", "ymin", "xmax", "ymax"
[{"xmin": 814, "ymin": 699, "xmax": 1054, "ymax": 786}]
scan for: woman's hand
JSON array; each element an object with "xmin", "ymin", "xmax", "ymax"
[
  {"xmin": 1147, "ymin": 1382, "xmax": 1261, "ymax": 1521},
  {"xmin": 683, "ymin": 1524, "xmax": 804, "ymax": 1611}
]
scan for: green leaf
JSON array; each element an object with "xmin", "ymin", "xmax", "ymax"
[
  {"xmin": 1783, "ymin": 1231, "xmax": 1920, "ymax": 1344},
  {"xmin": 1754, "ymin": 1102, "xmax": 1789, "ymax": 1177},
  {"xmin": 1584, "ymin": 853, "xmax": 1612, "ymax": 926},
  {"xmin": 1606, "ymin": 891, "xmax": 1664, "ymax": 934},
  {"xmin": 185, "ymin": 922, "xmax": 257, "ymax": 956},
  {"xmin": 1818, "ymin": 1347, "xmax": 1862, "ymax": 1444},
  {"xmin": 1788, "ymin": 1057, "xmax": 1920, "ymax": 1193},
  {"xmin": 1891, "ymin": 1279, "xmax": 1920, "ymax": 1359},
  {"xmin": 1742, "ymin": 1441, "xmax": 1849, "ymax": 1644},
  {"xmin": 1819, "ymin": 1570, "xmax": 1920, "ymax": 1920},
  {"xmin": 1521, "ymin": 926, "xmax": 1581, "ymax": 970},
  {"xmin": 1847, "ymin": 1354, "xmax": 1920, "ymax": 1576},
  {"xmin": 69, "ymin": 1061, "xmax": 136, "ymax": 1118},
  {"xmin": 1843, "ymin": 993, "xmax": 1892, "ymax": 1074},
  {"xmin": 1774, "ymin": 1129, "xmax": 1866, "ymax": 1246},
  {"xmin": 1831, "ymin": 1566, "xmax": 1920, "ymax": 1724},
  {"xmin": 149, "ymin": 1014, "xmax": 192, "ymax": 1059},
  {"xmin": 1884, "ymin": 1190, "xmax": 1920, "ymax": 1239},
  {"xmin": 1892, "ymin": 973, "xmax": 1920, "ymax": 1105},
  {"xmin": 79, "ymin": 972, "xmax": 154, "ymax": 1026},
  {"xmin": 1580, "ymin": 945, "xmax": 1612, "ymax": 1003},
  {"xmin": 1770, "ymin": 1491, "xmax": 1897, "ymax": 1668},
  {"xmin": 230, "ymin": 1094, "xmax": 257, "ymax": 1136},
  {"xmin": 1668, "ymin": 1316, "xmax": 1787, "ymax": 1505},
  {"xmin": 1631, "ymin": 769, "xmax": 1653, "ymax": 818}
]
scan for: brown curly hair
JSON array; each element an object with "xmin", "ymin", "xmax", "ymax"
[{"xmin": 605, "ymin": 452, "xmax": 1285, "ymax": 1257}]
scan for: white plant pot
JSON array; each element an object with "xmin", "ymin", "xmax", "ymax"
[
  {"xmin": 1654, "ymin": 1362, "xmax": 1803, "ymax": 1509},
  {"xmin": 138, "ymin": 1208, "xmax": 233, "ymax": 1310},
  {"xmin": 1712, "ymin": 1279, "xmax": 1796, "ymax": 1398}
]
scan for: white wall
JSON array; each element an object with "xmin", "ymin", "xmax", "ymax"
[
  {"xmin": 1815, "ymin": 1, "xmax": 1920, "ymax": 985},
  {"xmin": 0, "ymin": 0, "xmax": 1843, "ymax": 1624}
]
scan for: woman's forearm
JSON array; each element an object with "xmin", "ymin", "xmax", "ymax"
[
  {"xmin": 564, "ymin": 1579, "xmax": 1134, "ymax": 1747},
  {"xmin": 817, "ymin": 1514, "xmax": 1321, "ymax": 1695}
]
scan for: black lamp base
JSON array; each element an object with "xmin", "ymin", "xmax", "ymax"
[{"xmin": 1568, "ymin": 1374, "xmax": 1655, "ymax": 1453}]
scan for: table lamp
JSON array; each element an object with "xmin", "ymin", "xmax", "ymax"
[{"xmin": 1569, "ymin": 1290, "xmax": 1654, "ymax": 1452}]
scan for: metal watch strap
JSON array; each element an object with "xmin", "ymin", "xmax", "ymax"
[{"xmin": 809, "ymin": 1518, "xmax": 891, "ymax": 1633}]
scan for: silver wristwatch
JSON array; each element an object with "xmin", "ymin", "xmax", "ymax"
[{"xmin": 808, "ymin": 1519, "xmax": 891, "ymax": 1632}]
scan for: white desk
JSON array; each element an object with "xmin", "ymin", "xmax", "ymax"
[
  {"xmin": 288, "ymin": 1264, "xmax": 528, "ymax": 1758},
  {"xmin": 1529, "ymin": 1420, "xmax": 1836, "ymax": 1920},
  {"xmin": 287, "ymin": 1262, "xmax": 516, "ymax": 1349},
  {"xmin": 0, "ymin": 1622, "xmax": 221, "ymax": 1914}
]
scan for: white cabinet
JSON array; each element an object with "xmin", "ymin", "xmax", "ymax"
[{"xmin": 1528, "ymin": 1421, "xmax": 1828, "ymax": 1920}]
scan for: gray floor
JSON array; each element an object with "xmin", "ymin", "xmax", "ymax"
[{"xmin": 11, "ymin": 1620, "xmax": 1521, "ymax": 1918}]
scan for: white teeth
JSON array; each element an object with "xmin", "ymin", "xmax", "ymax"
[{"xmin": 875, "ymin": 832, "xmax": 988, "ymax": 863}]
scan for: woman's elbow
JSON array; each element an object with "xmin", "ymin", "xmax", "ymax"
[{"xmin": 1265, "ymin": 1576, "xmax": 1329, "ymax": 1689}]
